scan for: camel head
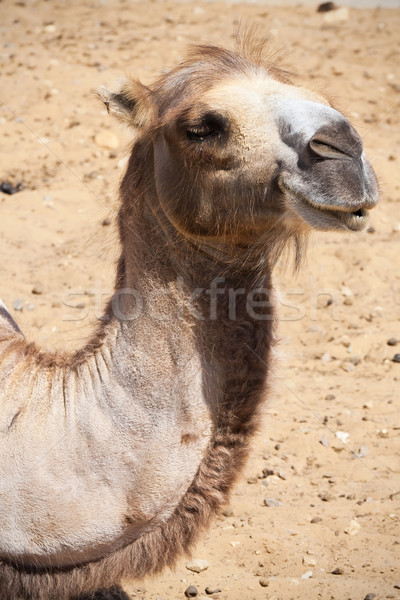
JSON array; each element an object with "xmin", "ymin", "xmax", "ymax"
[{"xmin": 98, "ymin": 42, "xmax": 378, "ymax": 249}]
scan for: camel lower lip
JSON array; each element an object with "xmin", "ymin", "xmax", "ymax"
[
  {"xmin": 281, "ymin": 180, "xmax": 369, "ymax": 231},
  {"xmin": 334, "ymin": 207, "xmax": 369, "ymax": 230},
  {"xmin": 303, "ymin": 198, "xmax": 369, "ymax": 231}
]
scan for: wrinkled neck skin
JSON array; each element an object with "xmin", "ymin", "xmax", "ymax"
[{"xmin": 0, "ymin": 157, "xmax": 277, "ymax": 577}]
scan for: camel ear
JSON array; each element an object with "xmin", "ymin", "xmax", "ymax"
[{"xmin": 97, "ymin": 79, "xmax": 152, "ymax": 129}]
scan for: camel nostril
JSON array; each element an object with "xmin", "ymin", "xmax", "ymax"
[
  {"xmin": 309, "ymin": 137, "xmax": 350, "ymax": 159},
  {"xmin": 308, "ymin": 122, "xmax": 363, "ymax": 160}
]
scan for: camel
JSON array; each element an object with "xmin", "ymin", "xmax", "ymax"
[{"xmin": 0, "ymin": 38, "xmax": 378, "ymax": 600}]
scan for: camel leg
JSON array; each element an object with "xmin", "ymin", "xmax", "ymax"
[{"xmin": 72, "ymin": 585, "xmax": 132, "ymax": 600}]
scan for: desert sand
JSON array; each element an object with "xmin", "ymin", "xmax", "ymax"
[{"xmin": 0, "ymin": 1, "xmax": 399, "ymax": 599}]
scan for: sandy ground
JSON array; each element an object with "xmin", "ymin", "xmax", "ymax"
[{"xmin": 1, "ymin": 1, "xmax": 400, "ymax": 599}]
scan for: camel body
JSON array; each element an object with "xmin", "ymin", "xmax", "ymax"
[{"xmin": 0, "ymin": 38, "xmax": 378, "ymax": 600}]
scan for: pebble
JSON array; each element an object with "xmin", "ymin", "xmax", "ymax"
[
  {"xmin": 0, "ymin": 181, "xmax": 23, "ymax": 195},
  {"xmin": 12, "ymin": 298, "xmax": 24, "ymax": 311},
  {"xmin": 392, "ymin": 354, "xmax": 400, "ymax": 363},
  {"xmin": 310, "ymin": 517, "xmax": 322, "ymax": 523},
  {"xmin": 318, "ymin": 492, "xmax": 331, "ymax": 502},
  {"xmin": 302, "ymin": 556, "xmax": 317, "ymax": 567},
  {"xmin": 325, "ymin": 394, "xmax": 335, "ymax": 401},
  {"xmin": 331, "ymin": 567, "xmax": 344, "ymax": 575},
  {"xmin": 387, "ymin": 337, "xmax": 398, "ymax": 346},
  {"xmin": 31, "ymin": 284, "xmax": 43, "ymax": 295},
  {"xmin": 364, "ymin": 594, "xmax": 376, "ymax": 600},
  {"xmin": 301, "ymin": 570, "xmax": 313, "ymax": 579},
  {"xmin": 338, "ymin": 334, "xmax": 351, "ymax": 347},
  {"xmin": 319, "ymin": 435, "xmax": 330, "ymax": 448},
  {"xmin": 184, "ymin": 585, "xmax": 198, "ymax": 598},
  {"xmin": 186, "ymin": 560, "xmax": 209, "ymax": 573},
  {"xmin": 94, "ymin": 130, "xmax": 119, "ymax": 150},
  {"xmin": 394, "ymin": 583, "xmax": 400, "ymax": 589},
  {"xmin": 205, "ymin": 586, "xmax": 222, "ymax": 595},
  {"xmin": 344, "ymin": 519, "xmax": 361, "ymax": 535},
  {"xmin": 336, "ymin": 431, "xmax": 349, "ymax": 444},
  {"xmin": 317, "ymin": 1, "xmax": 336, "ymax": 11},
  {"xmin": 341, "ymin": 361, "xmax": 355, "ymax": 372},
  {"xmin": 259, "ymin": 578, "xmax": 269, "ymax": 587},
  {"xmin": 102, "ymin": 217, "xmax": 112, "ymax": 226},
  {"xmin": 264, "ymin": 498, "xmax": 282, "ymax": 507},
  {"xmin": 355, "ymin": 445, "xmax": 369, "ymax": 458},
  {"xmin": 323, "ymin": 6, "xmax": 349, "ymax": 22}
]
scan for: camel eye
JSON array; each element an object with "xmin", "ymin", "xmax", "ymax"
[
  {"xmin": 186, "ymin": 127, "xmax": 216, "ymax": 142},
  {"xmin": 185, "ymin": 111, "xmax": 227, "ymax": 143}
]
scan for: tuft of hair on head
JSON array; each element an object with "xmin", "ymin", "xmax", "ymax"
[{"xmin": 233, "ymin": 21, "xmax": 296, "ymax": 84}]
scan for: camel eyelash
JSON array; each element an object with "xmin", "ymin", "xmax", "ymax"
[{"xmin": 185, "ymin": 111, "xmax": 228, "ymax": 142}]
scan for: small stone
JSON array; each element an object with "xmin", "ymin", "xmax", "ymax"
[
  {"xmin": 336, "ymin": 431, "xmax": 349, "ymax": 444},
  {"xmin": 321, "ymin": 352, "xmax": 332, "ymax": 362},
  {"xmin": 221, "ymin": 507, "xmax": 233, "ymax": 517},
  {"xmin": 394, "ymin": 583, "xmax": 400, "ymax": 589},
  {"xmin": 323, "ymin": 6, "xmax": 349, "ymax": 22},
  {"xmin": 331, "ymin": 567, "xmax": 344, "ymax": 575},
  {"xmin": 341, "ymin": 286, "xmax": 353, "ymax": 298},
  {"xmin": 12, "ymin": 298, "xmax": 24, "ymax": 311},
  {"xmin": 264, "ymin": 498, "xmax": 282, "ymax": 507},
  {"xmin": 184, "ymin": 585, "xmax": 198, "ymax": 598},
  {"xmin": 31, "ymin": 284, "xmax": 43, "ymax": 295},
  {"xmin": 259, "ymin": 578, "xmax": 269, "ymax": 587},
  {"xmin": 387, "ymin": 337, "xmax": 398, "ymax": 346},
  {"xmin": 303, "ymin": 556, "xmax": 317, "ymax": 567},
  {"xmin": 205, "ymin": 586, "xmax": 222, "ymax": 595},
  {"xmin": 338, "ymin": 334, "xmax": 351, "ymax": 347},
  {"xmin": 102, "ymin": 217, "xmax": 112, "ymax": 226},
  {"xmin": 186, "ymin": 559, "xmax": 209, "ymax": 573},
  {"xmin": 301, "ymin": 571, "xmax": 313, "ymax": 579},
  {"xmin": 325, "ymin": 394, "xmax": 335, "ymax": 401},
  {"xmin": 317, "ymin": 1, "xmax": 336, "ymax": 11},
  {"xmin": 44, "ymin": 24, "xmax": 56, "ymax": 33},
  {"xmin": 311, "ymin": 517, "xmax": 322, "ymax": 524},
  {"xmin": 262, "ymin": 467, "xmax": 274, "ymax": 478},
  {"xmin": 319, "ymin": 435, "xmax": 330, "ymax": 448},
  {"xmin": 344, "ymin": 520, "xmax": 361, "ymax": 535},
  {"xmin": 364, "ymin": 594, "xmax": 376, "ymax": 600},
  {"xmin": 392, "ymin": 354, "xmax": 400, "ymax": 363},
  {"xmin": 94, "ymin": 130, "xmax": 119, "ymax": 150},
  {"xmin": 319, "ymin": 435, "xmax": 329, "ymax": 448},
  {"xmin": 0, "ymin": 181, "xmax": 23, "ymax": 195},
  {"xmin": 318, "ymin": 492, "xmax": 331, "ymax": 502},
  {"xmin": 355, "ymin": 445, "xmax": 369, "ymax": 458},
  {"xmin": 341, "ymin": 361, "xmax": 355, "ymax": 372}
]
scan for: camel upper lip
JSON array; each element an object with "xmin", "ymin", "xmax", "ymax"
[{"xmin": 280, "ymin": 180, "xmax": 369, "ymax": 231}]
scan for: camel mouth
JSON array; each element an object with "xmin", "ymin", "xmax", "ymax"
[
  {"xmin": 302, "ymin": 196, "xmax": 369, "ymax": 231},
  {"xmin": 280, "ymin": 180, "xmax": 369, "ymax": 232}
]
